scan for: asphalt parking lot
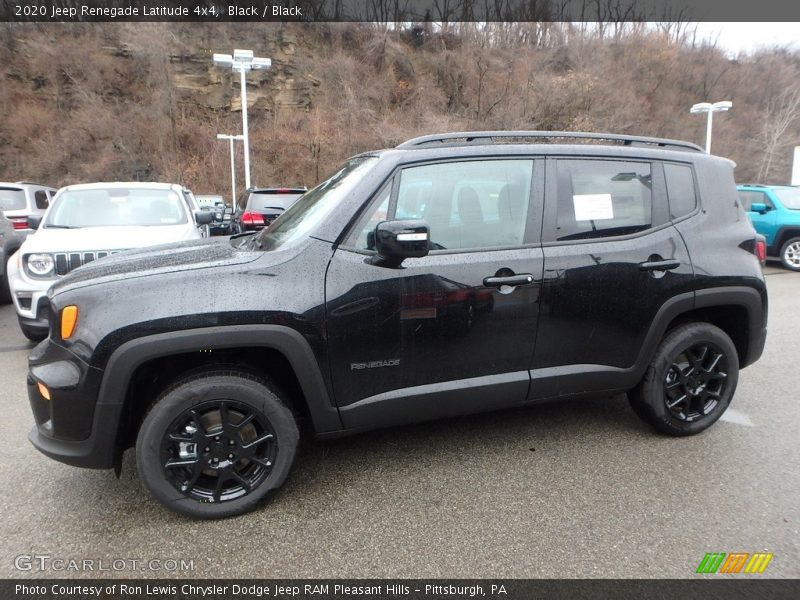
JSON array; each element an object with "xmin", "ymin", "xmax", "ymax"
[{"xmin": 0, "ymin": 267, "xmax": 798, "ymax": 579}]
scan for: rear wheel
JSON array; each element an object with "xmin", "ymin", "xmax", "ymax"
[
  {"xmin": 779, "ymin": 237, "xmax": 800, "ymax": 271},
  {"xmin": 629, "ymin": 322, "xmax": 738, "ymax": 436},
  {"xmin": 136, "ymin": 371, "xmax": 299, "ymax": 519}
]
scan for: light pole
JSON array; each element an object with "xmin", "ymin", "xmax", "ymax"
[
  {"xmin": 216, "ymin": 134, "xmax": 243, "ymax": 210},
  {"xmin": 213, "ymin": 49, "xmax": 272, "ymax": 190},
  {"xmin": 690, "ymin": 101, "xmax": 733, "ymax": 153}
]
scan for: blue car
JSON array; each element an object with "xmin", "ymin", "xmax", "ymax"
[{"xmin": 737, "ymin": 184, "xmax": 800, "ymax": 271}]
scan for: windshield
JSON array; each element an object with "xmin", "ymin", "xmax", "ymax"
[
  {"xmin": 773, "ymin": 187, "xmax": 800, "ymax": 210},
  {"xmin": 0, "ymin": 187, "xmax": 25, "ymax": 210},
  {"xmin": 254, "ymin": 157, "xmax": 377, "ymax": 250},
  {"xmin": 45, "ymin": 188, "xmax": 189, "ymax": 228}
]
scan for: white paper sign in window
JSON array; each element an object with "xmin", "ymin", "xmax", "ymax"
[{"xmin": 573, "ymin": 193, "xmax": 614, "ymax": 221}]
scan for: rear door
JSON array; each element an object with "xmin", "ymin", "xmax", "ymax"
[
  {"xmin": 325, "ymin": 157, "xmax": 545, "ymax": 430},
  {"xmin": 530, "ymin": 157, "xmax": 694, "ymax": 398}
]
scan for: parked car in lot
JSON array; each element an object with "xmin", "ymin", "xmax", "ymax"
[
  {"xmin": 26, "ymin": 131, "xmax": 767, "ymax": 519},
  {"xmin": 231, "ymin": 186, "xmax": 307, "ymax": 233},
  {"xmin": 736, "ymin": 183, "xmax": 800, "ymax": 271},
  {"xmin": 0, "ymin": 181, "xmax": 57, "ymax": 238},
  {"xmin": 7, "ymin": 182, "xmax": 213, "ymax": 341},
  {"xmin": 195, "ymin": 194, "xmax": 232, "ymax": 236},
  {"xmin": 0, "ymin": 211, "xmax": 23, "ymax": 303}
]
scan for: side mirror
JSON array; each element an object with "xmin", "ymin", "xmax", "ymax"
[
  {"xmin": 195, "ymin": 210, "xmax": 214, "ymax": 225},
  {"xmin": 27, "ymin": 215, "xmax": 42, "ymax": 230},
  {"xmin": 750, "ymin": 202, "xmax": 769, "ymax": 214},
  {"xmin": 373, "ymin": 219, "xmax": 430, "ymax": 265}
]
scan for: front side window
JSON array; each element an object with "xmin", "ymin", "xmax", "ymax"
[
  {"xmin": 553, "ymin": 159, "xmax": 652, "ymax": 241},
  {"xmin": 45, "ymin": 188, "xmax": 189, "ymax": 228},
  {"xmin": 350, "ymin": 159, "xmax": 534, "ymax": 252},
  {"xmin": 737, "ymin": 190, "xmax": 771, "ymax": 211}
]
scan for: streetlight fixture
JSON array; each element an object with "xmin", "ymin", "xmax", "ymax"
[
  {"xmin": 216, "ymin": 134, "xmax": 243, "ymax": 211},
  {"xmin": 690, "ymin": 100, "xmax": 733, "ymax": 153},
  {"xmin": 213, "ymin": 49, "xmax": 272, "ymax": 190}
]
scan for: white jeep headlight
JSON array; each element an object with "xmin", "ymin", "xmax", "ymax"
[{"xmin": 27, "ymin": 253, "xmax": 55, "ymax": 277}]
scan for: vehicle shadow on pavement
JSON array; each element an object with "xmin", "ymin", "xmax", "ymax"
[{"xmin": 91, "ymin": 393, "xmax": 651, "ymax": 520}]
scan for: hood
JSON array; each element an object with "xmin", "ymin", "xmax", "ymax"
[
  {"xmin": 22, "ymin": 224, "xmax": 199, "ymax": 254},
  {"xmin": 50, "ymin": 237, "xmax": 261, "ymax": 296}
]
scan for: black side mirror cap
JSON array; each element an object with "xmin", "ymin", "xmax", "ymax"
[
  {"xmin": 27, "ymin": 215, "xmax": 42, "ymax": 230},
  {"xmin": 373, "ymin": 219, "xmax": 430, "ymax": 266},
  {"xmin": 195, "ymin": 210, "xmax": 214, "ymax": 225}
]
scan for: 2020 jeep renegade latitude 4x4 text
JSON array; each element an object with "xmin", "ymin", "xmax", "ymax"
[{"xmin": 26, "ymin": 132, "xmax": 767, "ymax": 518}]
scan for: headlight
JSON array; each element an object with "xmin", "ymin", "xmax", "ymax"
[{"xmin": 27, "ymin": 253, "xmax": 55, "ymax": 277}]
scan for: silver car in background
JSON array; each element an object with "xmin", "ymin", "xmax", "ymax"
[
  {"xmin": 6, "ymin": 182, "xmax": 213, "ymax": 341},
  {"xmin": 0, "ymin": 181, "xmax": 57, "ymax": 238}
]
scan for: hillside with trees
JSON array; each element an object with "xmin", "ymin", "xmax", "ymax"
[{"xmin": 2, "ymin": 22, "xmax": 800, "ymax": 195}]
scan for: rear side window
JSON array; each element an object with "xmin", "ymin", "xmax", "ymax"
[
  {"xmin": 664, "ymin": 163, "xmax": 697, "ymax": 219},
  {"xmin": 34, "ymin": 190, "xmax": 49, "ymax": 210},
  {"xmin": 552, "ymin": 159, "xmax": 652, "ymax": 241},
  {"xmin": 0, "ymin": 187, "xmax": 25, "ymax": 210}
]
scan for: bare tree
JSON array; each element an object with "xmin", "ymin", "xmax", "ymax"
[{"xmin": 757, "ymin": 85, "xmax": 800, "ymax": 181}]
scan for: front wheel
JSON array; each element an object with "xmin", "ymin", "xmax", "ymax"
[
  {"xmin": 0, "ymin": 272, "xmax": 11, "ymax": 304},
  {"xmin": 19, "ymin": 321, "xmax": 47, "ymax": 342},
  {"xmin": 629, "ymin": 322, "xmax": 739, "ymax": 436},
  {"xmin": 136, "ymin": 371, "xmax": 299, "ymax": 519},
  {"xmin": 779, "ymin": 237, "xmax": 800, "ymax": 271}
]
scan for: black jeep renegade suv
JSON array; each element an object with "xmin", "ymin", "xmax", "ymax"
[{"xmin": 27, "ymin": 132, "xmax": 768, "ymax": 518}]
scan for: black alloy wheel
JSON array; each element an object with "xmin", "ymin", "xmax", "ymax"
[
  {"xmin": 629, "ymin": 322, "xmax": 739, "ymax": 436},
  {"xmin": 137, "ymin": 371, "xmax": 298, "ymax": 519},
  {"xmin": 161, "ymin": 400, "xmax": 277, "ymax": 504},
  {"xmin": 663, "ymin": 343, "xmax": 729, "ymax": 422}
]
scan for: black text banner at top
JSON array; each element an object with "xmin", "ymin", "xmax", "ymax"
[{"xmin": 2, "ymin": 0, "xmax": 800, "ymax": 22}]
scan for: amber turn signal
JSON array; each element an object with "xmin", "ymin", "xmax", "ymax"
[
  {"xmin": 61, "ymin": 305, "xmax": 79, "ymax": 340},
  {"xmin": 37, "ymin": 381, "xmax": 51, "ymax": 401}
]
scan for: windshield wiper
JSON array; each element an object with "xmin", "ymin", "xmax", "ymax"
[{"xmin": 44, "ymin": 224, "xmax": 80, "ymax": 229}]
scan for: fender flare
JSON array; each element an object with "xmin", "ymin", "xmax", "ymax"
[
  {"xmin": 98, "ymin": 324, "xmax": 343, "ymax": 434},
  {"xmin": 772, "ymin": 226, "xmax": 800, "ymax": 255}
]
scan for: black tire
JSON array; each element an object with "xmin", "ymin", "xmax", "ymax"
[
  {"xmin": 19, "ymin": 323, "xmax": 47, "ymax": 342},
  {"xmin": 779, "ymin": 236, "xmax": 800, "ymax": 271},
  {"xmin": 629, "ymin": 322, "xmax": 739, "ymax": 436},
  {"xmin": 0, "ymin": 273, "xmax": 11, "ymax": 304},
  {"xmin": 136, "ymin": 370, "xmax": 299, "ymax": 519}
]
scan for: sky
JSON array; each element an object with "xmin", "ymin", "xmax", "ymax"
[{"xmin": 693, "ymin": 22, "xmax": 800, "ymax": 55}]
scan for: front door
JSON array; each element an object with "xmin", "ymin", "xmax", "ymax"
[{"xmin": 325, "ymin": 158, "xmax": 545, "ymax": 430}]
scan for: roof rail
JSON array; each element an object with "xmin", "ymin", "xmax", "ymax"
[
  {"xmin": 396, "ymin": 131, "xmax": 704, "ymax": 153},
  {"xmin": 738, "ymin": 183, "xmax": 792, "ymax": 188}
]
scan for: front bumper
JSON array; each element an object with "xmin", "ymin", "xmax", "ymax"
[
  {"xmin": 9, "ymin": 268, "xmax": 54, "ymax": 328},
  {"xmin": 27, "ymin": 338, "xmax": 119, "ymax": 469}
]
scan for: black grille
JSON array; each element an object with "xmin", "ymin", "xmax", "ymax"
[{"xmin": 53, "ymin": 250, "xmax": 122, "ymax": 276}]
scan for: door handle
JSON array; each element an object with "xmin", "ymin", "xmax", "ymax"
[
  {"xmin": 483, "ymin": 273, "xmax": 535, "ymax": 287},
  {"xmin": 638, "ymin": 258, "xmax": 681, "ymax": 271}
]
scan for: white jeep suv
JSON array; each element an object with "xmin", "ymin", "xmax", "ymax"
[{"xmin": 7, "ymin": 182, "xmax": 213, "ymax": 341}]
